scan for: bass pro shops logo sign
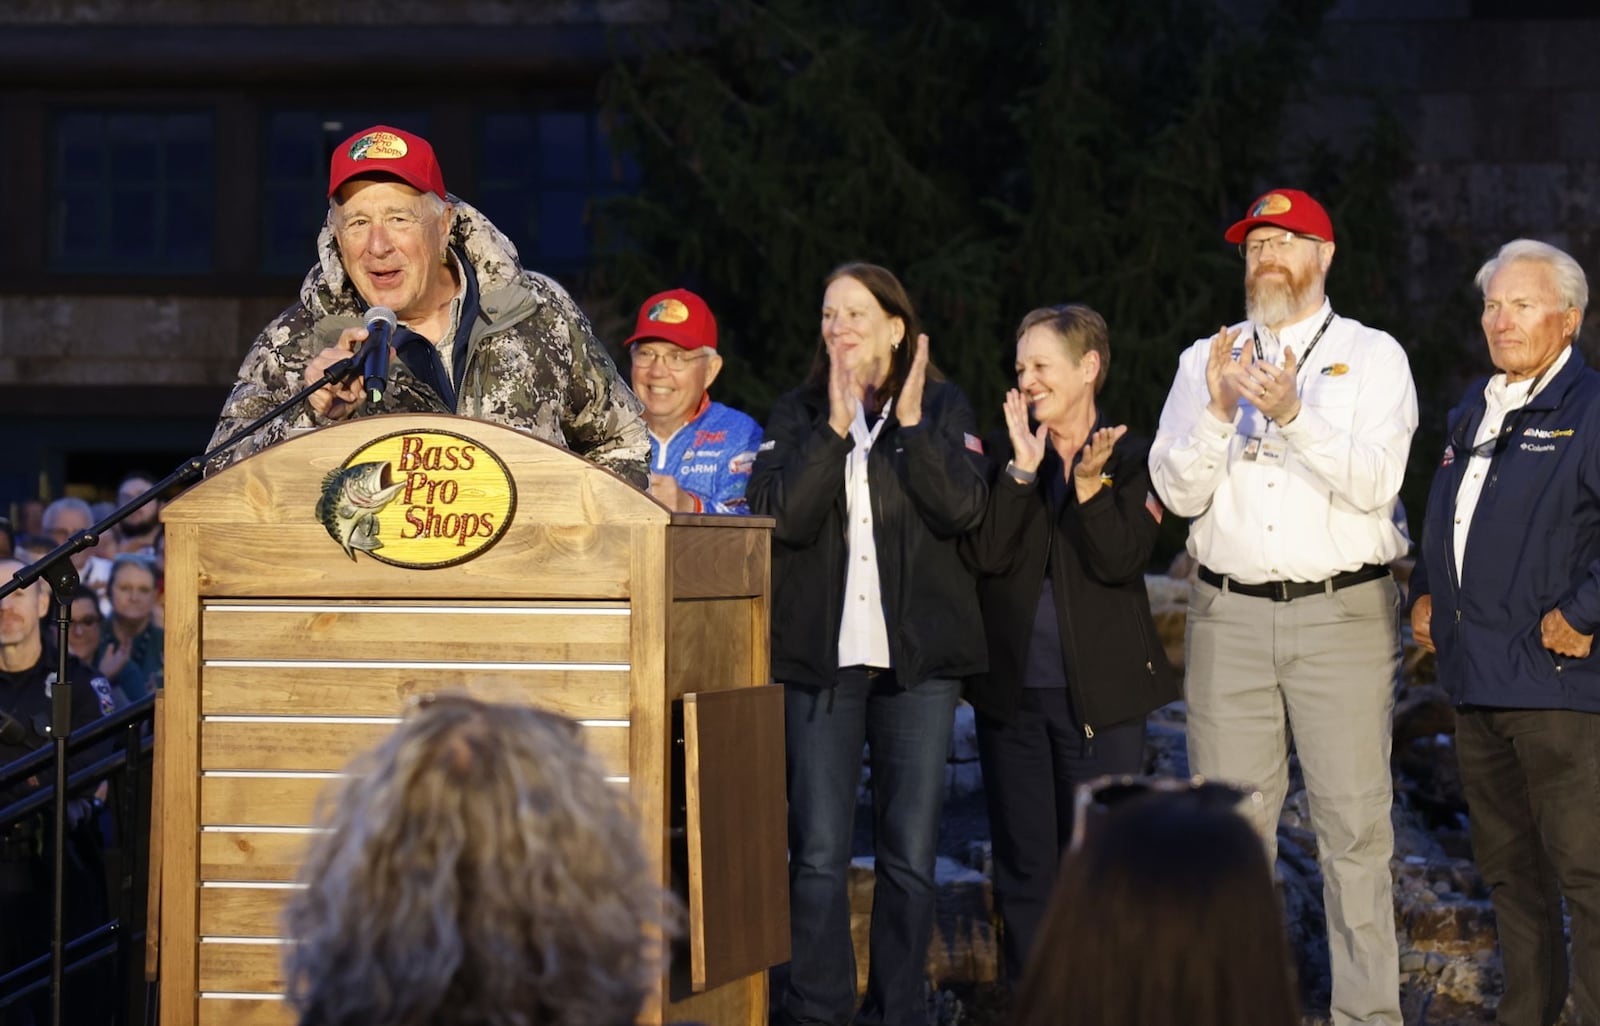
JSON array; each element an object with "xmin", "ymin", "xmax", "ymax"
[{"xmin": 316, "ymin": 429, "xmax": 515, "ymax": 569}]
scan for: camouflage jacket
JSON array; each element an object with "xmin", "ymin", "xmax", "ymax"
[{"xmin": 205, "ymin": 199, "xmax": 648, "ymax": 488}]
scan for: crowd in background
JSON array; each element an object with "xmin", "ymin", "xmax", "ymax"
[{"xmin": 5, "ymin": 119, "xmax": 1597, "ymax": 1026}]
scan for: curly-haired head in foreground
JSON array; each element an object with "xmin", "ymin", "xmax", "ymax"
[{"xmin": 282, "ymin": 693, "xmax": 673, "ymax": 1026}]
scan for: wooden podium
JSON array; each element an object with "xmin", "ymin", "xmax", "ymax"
[{"xmin": 151, "ymin": 414, "xmax": 787, "ymax": 1026}]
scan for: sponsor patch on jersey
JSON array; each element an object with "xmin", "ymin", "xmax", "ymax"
[
  {"xmin": 1320, "ymin": 363, "xmax": 1350, "ymax": 376},
  {"xmin": 90, "ymin": 676, "xmax": 116, "ymax": 715}
]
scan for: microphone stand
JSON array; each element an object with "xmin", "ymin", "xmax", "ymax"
[{"xmin": 0, "ymin": 349, "xmax": 374, "ymax": 1026}]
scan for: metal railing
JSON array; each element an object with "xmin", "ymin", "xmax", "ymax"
[{"xmin": 0, "ymin": 695, "xmax": 157, "ymax": 1026}]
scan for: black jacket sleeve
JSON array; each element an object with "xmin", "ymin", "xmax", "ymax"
[
  {"xmin": 897, "ymin": 384, "xmax": 989, "ymax": 537},
  {"xmin": 961, "ymin": 443, "xmax": 1041, "ymax": 578},
  {"xmin": 747, "ymin": 390, "xmax": 853, "ymax": 547},
  {"xmin": 1069, "ymin": 437, "xmax": 1161, "ymax": 586}
]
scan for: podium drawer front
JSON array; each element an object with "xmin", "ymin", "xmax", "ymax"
[
  {"xmin": 200, "ymin": 664, "xmax": 631, "ymax": 721},
  {"xmin": 200, "ymin": 601, "xmax": 630, "ymax": 664}
]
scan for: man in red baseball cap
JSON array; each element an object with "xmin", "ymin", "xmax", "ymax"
[
  {"xmin": 624, "ymin": 288, "xmax": 762, "ymax": 513},
  {"xmin": 205, "ymin": 124, "xmax": 647, "ymax": 488},
  {"xmin": 1150, "ymin": 188, "xmax": 1417, "ymax": 1026}
]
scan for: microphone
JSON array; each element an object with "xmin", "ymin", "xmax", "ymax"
[{"xmin": 362, "ymin": 306, "xmax": 398, "ymax": 404}]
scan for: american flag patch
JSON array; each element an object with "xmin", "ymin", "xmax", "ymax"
[
  {"xmin": 1144, "ymin": 491, "xmax": 1165, "ymax": 523},
  {"xmin": 964, "ymin": 433, "xmax": 984, "ymax": 454}
]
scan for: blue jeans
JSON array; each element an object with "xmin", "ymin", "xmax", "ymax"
[{"xmin": 778, "ymin": 669, "xmax": 961, "ymax": 1026}]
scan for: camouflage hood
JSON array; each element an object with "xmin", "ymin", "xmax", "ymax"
[{"xmin": 299, "ymin": 196, "xmax": 531, "ymax": 322}]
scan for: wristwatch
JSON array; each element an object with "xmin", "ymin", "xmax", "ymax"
[{"xmin": 1004, "ymin": 461, "xmax": 1038, "ymax": 485}]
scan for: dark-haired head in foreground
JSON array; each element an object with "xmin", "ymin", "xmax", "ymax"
[
  {"xmin": 1011, "ymin": 789, "xmax": 1299, "ymax": 1026},
  {"xmin": 283, "ymin": 694, "xmax": 674, "ymax": 1026}
]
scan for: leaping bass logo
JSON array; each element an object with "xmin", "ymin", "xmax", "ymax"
[
  {"xmin": 348, "ymin": 131, "xmax": 409, "ymax": 161},
  {"xmin": 316, "ymin": 429, "xmax": 516, "ymax": 569}
]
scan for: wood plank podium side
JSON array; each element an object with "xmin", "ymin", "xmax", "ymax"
[{"xmin": 154, "ymin": 415, "xmax": 784, "ymax": 1026}]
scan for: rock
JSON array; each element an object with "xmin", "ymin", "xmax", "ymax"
[
  {"xmin": 1435, "ymin": 958, "xmax": 1495, "ymax": 1005},
  {"xmin": 1393, "ymin": 684, "xmax": 1456, "ymax": 746},
  {"xmin": 1399, "ymin": 949, "xmax": 1427, "ymax": 974},
  {"xmin": 1405, "ymin": 897, "xmax": 1497, "ymax": 957}
]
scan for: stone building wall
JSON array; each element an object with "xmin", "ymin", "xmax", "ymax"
[{"xmin": 1303, "ymin": 5, "xmax": 1600, "ymax": 353}]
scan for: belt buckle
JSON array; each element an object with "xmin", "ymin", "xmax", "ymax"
[{"xmin": 1270, "ymin": 581, "xmax": 1293, "ymax": 603}]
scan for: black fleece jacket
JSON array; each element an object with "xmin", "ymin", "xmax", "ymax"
[
  {"xmin": 748, "ymin": 379, "xmax": 989, "ymax": 690},
  {"xmin": 961, "ymin": 426, "xmax": 1179, "ymax": 731}
]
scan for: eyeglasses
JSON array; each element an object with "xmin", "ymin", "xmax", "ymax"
[
  {"xmin": 1239, "ymin": 230, "xmax": 1322, "ymax": 261},
  {"xmin": 630, "ymin": 347, "xmax": 708, "ymax": 370},
  {"xmin": 1070, "ymin": 774, "xmax": 1264, "ymax": 853}
]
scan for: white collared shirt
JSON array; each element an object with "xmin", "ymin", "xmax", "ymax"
[
  {"xmin": 1149, "ymin": 299, "xmax": 1419, "ymax": 583},
  {"xmin": 837, "ymin": 403, "xmax": 893, "ymax": 668},
  {"xmin": 1453, "ymin": 346, "xmax": 1570, "ymax": 580}
]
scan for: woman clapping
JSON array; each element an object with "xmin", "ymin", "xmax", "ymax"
[
  {"xmin": 749, "ymin": 263, "xmax": 988, "ymax": 1026},
  {"xmin": 961, "ymin": 304, "xmax": 1180, "ymax": 984}
]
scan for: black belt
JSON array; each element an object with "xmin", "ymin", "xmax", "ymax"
[{"xmin": 1198, "ymin": 563, "xmax": 1389, "ymax": 602}]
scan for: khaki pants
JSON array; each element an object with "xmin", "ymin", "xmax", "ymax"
[{"xmin": 1185, "ymin": 574, "xmax": 1402, "ymax": 1026}]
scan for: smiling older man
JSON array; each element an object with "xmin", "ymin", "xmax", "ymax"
[
  {"xmin": 1411, "ymin": 239, "xmax": 1600, "ymax": 1026},
  {"xmin": 206, "ymin": 125, "xmax": 647, "ymax": 486},
  {"xmin": 625, "ymin": 288, "xmax": 761, "ymax": 514}
]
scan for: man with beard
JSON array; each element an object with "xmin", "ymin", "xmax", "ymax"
[
  {"xmin": 108, "ymin": 472, "xmax": 162, "ymax": 564},
  {"xmin": 1149, "ymin": 189, "xmax": 1417, "ymax": 1026}
]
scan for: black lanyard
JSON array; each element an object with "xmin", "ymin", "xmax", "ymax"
[
  {"xmin": 1292, "ymin": 310, "xmax": 1337, "ymax": 379},
  {"xmin": 1254, "ymin": 309, "xmax": 1335, "ymax": 377}
]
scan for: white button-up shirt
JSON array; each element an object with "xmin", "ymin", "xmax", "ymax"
[
  {"xmin": 838, "ymin": 404, "xmax": 893, "ymax": 668},
  {"xmin": 1453, "ymin": 346, "xmax": 1570, "ymax": 581},
  {"xmin": 1149, "ymin": 299, "xmax": 1419, "ymax": 583}
]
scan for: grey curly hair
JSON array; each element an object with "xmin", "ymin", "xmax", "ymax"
[{"xmin": 282, "ymin": 693, "xmax": 674, "ymax": 1026}]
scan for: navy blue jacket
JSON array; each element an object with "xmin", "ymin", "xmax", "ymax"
[{"xmin": 1414, "ymin": 349, "xmax": 1600, "ymax": 711}]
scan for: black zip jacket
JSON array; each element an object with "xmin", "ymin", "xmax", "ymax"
[
  {"xmin": 748, "ymin": 379, "xmax": 989, "ymax": 690},
  {"xmin": 961, "ymin": 427, "xmax": 1179, "ymax": 731}
]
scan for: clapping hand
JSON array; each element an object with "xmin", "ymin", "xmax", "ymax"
[
  {"xmin": 1072, "ymin": 425, "xmax": 1128, "ymax": 504},
  {"xmin": 895, "ymin": 334, "xmax": 930, "ymax": 428},
  {"xmin": 826, "ymin": 347, "xmax": 861, "ymax": 438},
  {"xmin": 1204, "ymin": 325, "xmax": 1247, "ymax": 421},
  {"xmin": 1238, "ymin": 343, "xmax": 1303, "ymax": 424},
  {"xmin": 1002, "ymin": 389, "xmax": 1047, "ymax": 475}
]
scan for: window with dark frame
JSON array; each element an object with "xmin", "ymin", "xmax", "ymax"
[
  {"xmin": 475, "ymin": 110, "xmax": 639, "ymax": 281},
  {"xmin": 50, "ymin": 109, "xmax": 216, "ymax": 273}
]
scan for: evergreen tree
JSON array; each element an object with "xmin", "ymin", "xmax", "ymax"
[{"xmin": 598, "ymin": 0, "xmax": 1433, "ymax": 553}]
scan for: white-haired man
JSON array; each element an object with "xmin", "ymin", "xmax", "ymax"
[{"xmin": 1411, "ymin": 238, "xmax": 1600, "ymax": 1026}]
